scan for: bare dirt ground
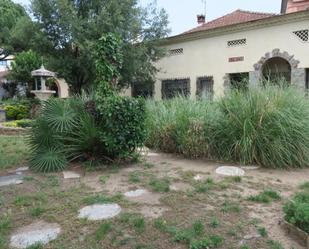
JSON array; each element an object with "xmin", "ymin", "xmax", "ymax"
[{"xmin": 0, "ymin": 150, "xmax": 308, "ymax": 249}]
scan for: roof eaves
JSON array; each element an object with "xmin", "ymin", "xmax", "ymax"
[{"xmin": 160, "ymin": 10, "xmax": 309, "ymax": 45}]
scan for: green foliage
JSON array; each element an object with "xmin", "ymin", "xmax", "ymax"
[
  {"xmin": 0, "ymin": 0, "xmax": 28, "ymax": 55},
  {"xmin": 168, "ymin": 221, "xmax": 223, "ymax": 249},
  {"xmin": 299, "ymin": 182, "xmax": 309, "ymax": 190},
  {"xmin": 95, "ymin": 33, "xmax": 123, "ymax": 97},
  {"xmin": 9, "ymin": 50, "xmax": 41, "ymax": 88},
  {"xmin": 257, "ymin": 227, "xmax": 268, "ymax": 237},
  {"xmin": 194, "ymin": 178, "xmax": 215, "ymax": 193},
  {"xmin": 146, "ymin": 85, "xmax": 309, "ymax": 168},
  {"xmin": 267, "ymin": 240, "xmax": 284, "ymax": 249},
  {"xmin": 29, "ymin": 147, "xmax": 67, "ymax": 173},
  {"xmin": 2, "ymin": 119, "xmax": 33, "ymax": 128},
  {"xmin": 0, "ymin": 135, "xmax": 29, "ymax": 170},
  {"xmin": 26, "ymin": 0, "xmax": 169, "ymax": 93},
  {"xmin": 4, "ymin": 104, "xmax": 29, "ymax": 120},
  {"xmin": 149, "ymin": 177, "xmax": 170, "ymax": 192},
  {"xmin": 247, "ymin": 190, "xmax": 281, "ymax": 203},
  {"xmin": 283, "ymin": 191, "xmax": 309, "ymax": 233},
  {"xmin": 220, "ymin": 200, "xmax": 241, "ymax": 213},
  {"xmin": 83, "ymin": 194, "xmax": 123, "ymax": 205},
  {"xmin": 25, "ymin": 243, "xmax": 43, "ymax": 249},
  {"xmin": 95, "ymin": 222, "xmax": 112, "ymax": 241},
  {"xmin": 97, "ymin": 95, "xmax": 147, "ymax": 158}
]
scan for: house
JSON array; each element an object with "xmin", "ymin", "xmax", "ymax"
[
  {"xmin": 131, "ymin": 0, "xmax": 309, "ymax": 99},
  {"xmin": 0, "ymin": 55, "xmax": 14, "ymax": 99}
]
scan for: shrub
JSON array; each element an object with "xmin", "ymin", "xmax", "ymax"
[
  {"xmin": 283, "ymin": 191, "xmax": 309, "ymax": 233},
  {"xmin": 98, "ymin": 95, "xmax": 147, "ymax": 158},
  {"xmin": 3, "ymin": 119, "xmax": 33, "ymax": 128},
  {"xmin": 28, "ymin": 96, "xmax": 147, "ymax": 172},
  {"xmin": 146, "ymin": 85, "xmax": 309, "ymax": 168},
  {"xmin": 4, "ymin": 104, "xmax": 29, "ymax": 120}
]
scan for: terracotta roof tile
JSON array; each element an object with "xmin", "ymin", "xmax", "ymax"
[{"xmin": 183, "ymin": 9, "xmax": 276, "ymax": 34}]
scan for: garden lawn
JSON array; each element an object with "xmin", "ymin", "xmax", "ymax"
[
  {"xmin": 0, "ymin": 148, "xmax": 308, "ymax": 249},
  {"xmin": 0, "ymin": 136, "xmax": 29, "ymax": 170}
]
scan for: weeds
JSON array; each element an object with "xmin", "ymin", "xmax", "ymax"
[
  {"xmin": 149, "ymin": 177, "xmax": 170, "ymax": 192},
  {"xmin": 95, "ymin": 222, "xmax": 112, "ymax": 241},
  {"xmin": 247, "ymin": 190, "xmax": 281, "ymax": 203},
  {"xmin": 83, "ymin": 194, "xmax": 123, "ymax": 205}
]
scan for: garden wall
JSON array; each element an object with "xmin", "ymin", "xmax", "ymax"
[{"xmin": 0, "ymin": 127, "xmax": 28, "ymax": 136}]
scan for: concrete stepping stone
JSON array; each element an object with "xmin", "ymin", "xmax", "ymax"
[
  {"xmin": 78, "ymin": 204, "xmax": 121, "ymax": 220},
  {"xmin": 10, "ymin": 221, "xmax": 61, "ymax": 249},
  {"xmin": 124, "ymin": 189, "xmax": 147, "ymax": 198},
  {"xmin": 216, "ymin": 166, "xmax": 245, "ymax": 177},
  {"xmin": 0, "ymin": 174, "xmax": 23, "ymax": 187},
  {"xmin": 63, "ymin": 171, "xmax": 81, "ymax": 179}
]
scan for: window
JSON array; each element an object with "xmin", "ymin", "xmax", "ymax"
[
  {"xmin": 196, "ymin": 76, "xmax": 214, "ymax": 100},
  {"xmin": 162, "ymin": 78, "xmax": 190, "ymax": 99},
  {"xmin": 293, "ymin": 29, "xmax": 309, "ymax": 42},
  {"xmin": 132, "ymin": 82, "xmax": 154, "ymax": 98},
  {"xmin": 229, "ymin": 73, "xmax": 249, "ymax": 91},
  {"xmin": 227, "ymin": 38, "xmax": 246, "ymax": 47},
  {"xmin": 169, "ymin": 48, "xmax": 183, "ymax": 56}
]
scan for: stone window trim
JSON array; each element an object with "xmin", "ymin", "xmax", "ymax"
[
  {"xmin": 253, "ymin": 49, "xmax": 300, "ymax": 72},
  {"xmin": 169, "ymin": 48, "xmax": 184, "ymax": 56},
  {"xmin": 292, "ymin": 29, "xmax": 309, "ymax": 42},
  {"xmin": 227, "ymin": 38, "xmax": 247, "ymax": 47},
  {"xmin": 250, "ymin": 49, "xmax": 305, "ymax": 89}
]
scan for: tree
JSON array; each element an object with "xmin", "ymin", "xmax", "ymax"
[
  {"xmin": 0, "ymin": 0, "xmax": 29, "ymax": 60},
  {"xmin": 9, "ymin": 50, "xmax": 41, "ymax": 91},
  {"xmin": 28, "ymin": 0, "xmax": 170, "ymax": 93}
]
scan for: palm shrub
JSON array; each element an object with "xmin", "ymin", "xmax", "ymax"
[{"xmin": 28, "ymin": 34, "xmax": 147, "ymax": 172}]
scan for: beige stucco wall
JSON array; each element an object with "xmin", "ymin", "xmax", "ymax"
[{"xmin": 154, "ymin": 19, "xmax": 309, "ymax": 100}]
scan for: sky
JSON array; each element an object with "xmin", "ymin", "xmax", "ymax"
[{"xmin": 13, "ymin": 0, "xmax": 282, "ymax": 35}]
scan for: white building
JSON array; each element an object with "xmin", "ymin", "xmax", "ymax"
[{"xmin": 131, "ymin": 0, "xmax": 309, "ymax": 99}]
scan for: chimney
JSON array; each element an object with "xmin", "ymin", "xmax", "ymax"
[{"xmin": 197, "ymin": 15, "xmax": 206, "ymax": 25}]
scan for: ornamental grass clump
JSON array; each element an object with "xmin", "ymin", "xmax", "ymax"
[
  {"xmin": 213, "ymin": 85, "xmax": 309, "ymax": 168},
  {"xmin": 146, "ymin": 84, "xmax": 309, "ymax": 168},
  {"xmin": 145, "ymin": 97, "xmax": 218, "ymax": 158}
]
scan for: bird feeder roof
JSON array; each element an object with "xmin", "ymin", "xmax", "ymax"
[{"xmin": 31, "ymin": 65, "xmax": 56, "ymax": 77}]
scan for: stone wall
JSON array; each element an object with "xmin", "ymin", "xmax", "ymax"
[{"xmin": 0, "ymin": 127, "xmax": 28, "ymax": 136}]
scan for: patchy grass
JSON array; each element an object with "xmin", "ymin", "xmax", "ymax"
[
  {"xmin": 194, "ymin": 177, "xmax": 215, "ymax": 193},
  {"xmin": 95, "ymin": 222, "xmax": 112, "ymax": 241},
  {"xmin": 247, "ymin": 190, "xmax": 281, "ymax": 203},
  {"xmin": 0, "ymin": 140, "xmax": 304, "ymax": 249},
  {"xmin": 129, "ymin": 171, "xmax": 142, "ymax": 183},
  {"xmin": 0, "ymin": 135, "xmax": 29, "ymax": 170},
  {"xmin": 149, "ymin": 177, "xmax": 170, "ymax": 193},
  {"xmin": 299, "ymin": 181, "xmax": 309, "ymax": 190},
  {"xmin": 83, "ymin": 194, "xmax": 124, "ymax": 205},
  {"xmin": 99, "ymin": 175, "xmax": 109, "ymax": 185}
]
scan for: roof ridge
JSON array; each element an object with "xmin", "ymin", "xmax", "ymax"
[{"xmin": 235, "ymin": 9, "xmax": 277, "ymax": 16}]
